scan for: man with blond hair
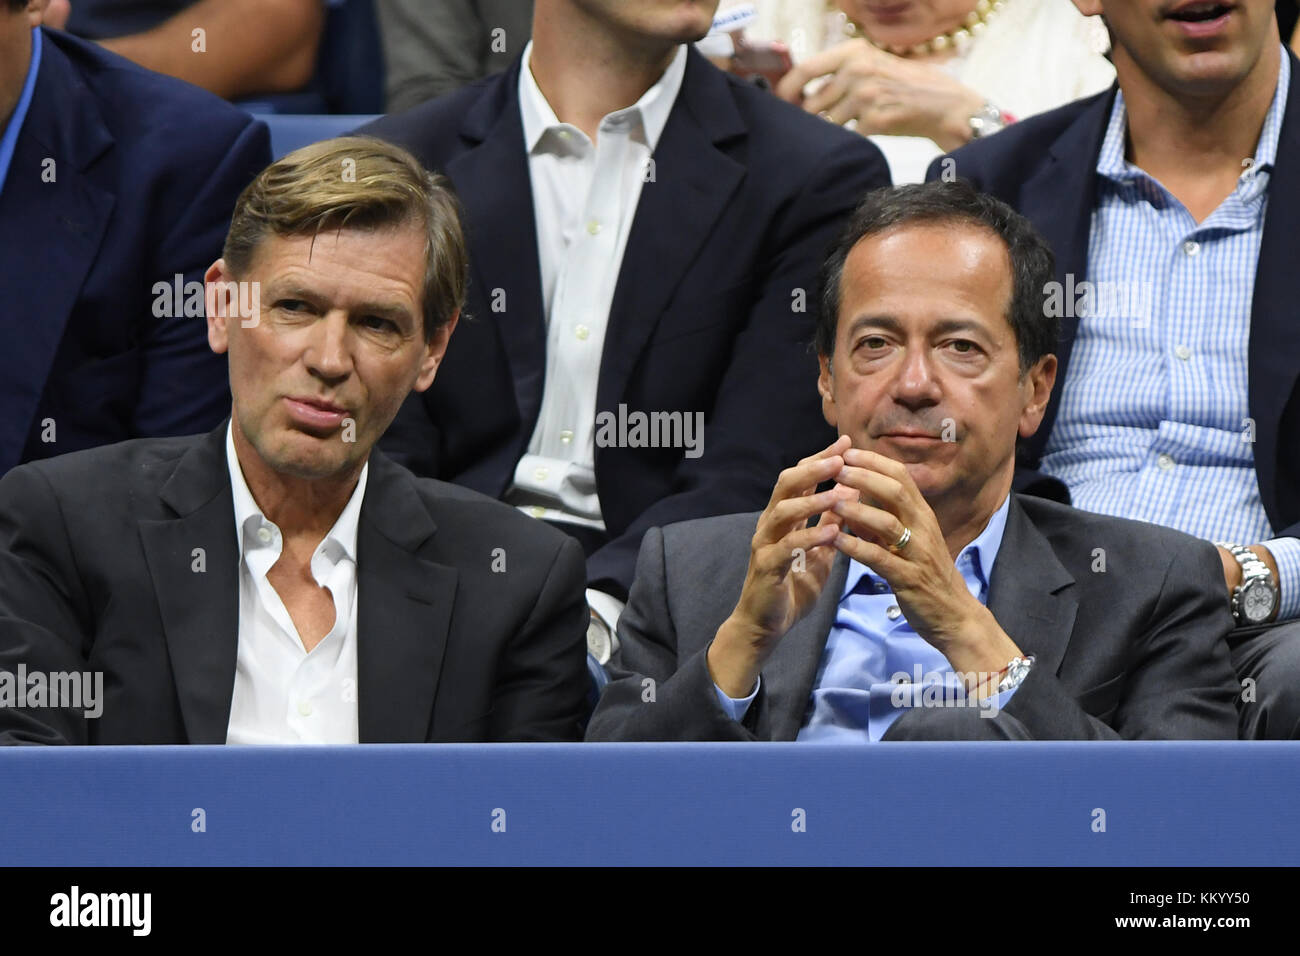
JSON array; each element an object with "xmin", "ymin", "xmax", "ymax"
[{"xmin": 0, "ymin": 136, "xmax": 591, "ymax": 745}]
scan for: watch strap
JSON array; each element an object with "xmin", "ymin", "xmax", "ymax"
[{"xmin": 996, "ymin": 655, "xmax": 1034, "ymax": 694}]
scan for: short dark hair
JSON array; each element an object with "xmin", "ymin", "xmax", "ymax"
[
  {"xmin": 815, "ymin": 181, "xmax": 1057, "ymax": 373},
  {"xmin": 7, "ymin": 1, "xmax": 29, "ymax": 10}
]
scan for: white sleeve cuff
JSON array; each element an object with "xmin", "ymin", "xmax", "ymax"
[{"xmin": 585, "ymin": 588, "xmax": 626, "ymax": 633}]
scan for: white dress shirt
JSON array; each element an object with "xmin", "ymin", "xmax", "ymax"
[
  {"xmin": 505, "ymin": 40, "xmax": 688, "ymax": 531},
  {"xmin": 225, "ymin": 423, "xmax": 368, "ymax": 744}
]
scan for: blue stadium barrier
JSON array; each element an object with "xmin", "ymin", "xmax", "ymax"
[
  {"xmin": 3, "ymin": 743, "xmax": 1298, "ymax": 865},
  {"xmin": 259, "ymin": 114, "xmax": 382, "ymax": 158}
]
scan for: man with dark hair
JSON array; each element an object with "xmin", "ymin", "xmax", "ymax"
[
  {"xmin": 587, "ymin": 181, "xmax": 1239, "ymax": 742},
  {"xmin": 361, "ymin": 0, "xmax": 889, "ymax": 666},
  {"xmin": 929, "ymin": 0, "xmax": 1300, "ymax": 738},
  {"xmin": 0, "ymin": 137, "xmax": 590, "ymax": 745},
  {"xmin": 0, "ymin": 1, "xmax": 270, "ymax": 474}
]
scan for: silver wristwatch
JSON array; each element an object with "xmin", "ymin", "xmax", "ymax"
[
  {"xmin": 997, "ymin": 655, "xmax": 1034, "ymax": 693},
  {"xmin": 1216, "ymin": 543, "xmax": 1278, "ymax": 626},
  {"xmin": 586, "ymin": 613, "xmax": 619, "ymax": 665}
]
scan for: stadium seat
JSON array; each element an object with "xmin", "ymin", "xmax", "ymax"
[{"xmin": 260, "ymin": 114, "xmax": 382, "ymax": 159}]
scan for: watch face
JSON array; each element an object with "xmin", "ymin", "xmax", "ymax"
[
  {"xmin": 1242, "ymin": 580, "xmax": 1277, "ymax": 623},
  {"xmin": 586, "ymin": 619, "xmax": 613, "ymax": 664}
]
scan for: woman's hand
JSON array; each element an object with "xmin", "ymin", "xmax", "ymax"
[{"xmin": 776, "ymin": 38, "xmax": 988, "ymax": 152}]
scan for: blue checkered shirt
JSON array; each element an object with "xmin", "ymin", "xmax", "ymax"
[{"xmin": 1041, "ymin": 49, "xmax": 1300, "ymax": 620}]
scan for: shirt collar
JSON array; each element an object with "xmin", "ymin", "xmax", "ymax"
[
  {"xmin": 842, "ymin": 493, "xmax": 1012, "ymax": 598},
  {"xmin": 517, "ymin": 39, "xmax": 687, "ymax": 154},
  {"xmin": 0, "ymin": 27, "xmax": 42, "ymax": 200},
  {"xmin": 225, "ymin": 420, "xmax": 368, "ymax": 562},
  {"xmin": 1098, "ymin": 44, "xmax": 1289, "ymax": 186}
]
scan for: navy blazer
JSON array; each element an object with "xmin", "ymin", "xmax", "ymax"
[
  {"xmin": 927, "ymin": 59, "xmax": 1300, "ymax": 543},
  {"xmin": 0, "ymin": 29, "xmax": 270, "ymax": 474},
  {"xmin": 362, "ymin": 49, "xmax": 890, "ymax": 599}
]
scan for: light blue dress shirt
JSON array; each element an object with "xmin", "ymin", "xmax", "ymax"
[
  {"xmin": 714, "ymin": 495, "xmax": 1017, "ymax": 741},
  {"xmin": 1041, "ymin": 48, "xmax": 1300, "ymax": 620},
  {"xmin": 0, "ymin": 27, "xmax": 42, "ymax": 201}
]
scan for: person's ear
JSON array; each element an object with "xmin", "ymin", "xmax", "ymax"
[
  {"xmin": 413, "ymin": 309, "xmax": 460, "ymax": 393},
  {"xmin": 817, "ymin": 352, "xmax": 838, "ymax": 430},
  {"xmin": 1018, "ymin": 353, "xmax": 1058, "ymax": 439},
  {"xmin": 204, "ymin": 259, "xmax": 236, "ymax": 355}
]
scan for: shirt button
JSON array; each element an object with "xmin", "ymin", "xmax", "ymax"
[
  {"xmin": 1174, "ymin": 344, "xmax": 1192, "ymax": 361},
  {"xmin": 534, "ymin": 467, "xmax": 549, "ymax": 482},
  {"xmin": 297, "ymin": 700, "xmax": 312, "ymax": 717},
  {"xmin": 575, "ymin": 325, "xmax": 590, "ymax": 341},
  {"xmin": 528, "ymin": 506, "xmax": 546, "ymax": 518},
  {"xmin": 1183, "ymin": 240, "xmax": 1200, "ymax": 257},
  {"xmin": 1157, "ymin": 454, "xmax": 1175, "ymax": 470},
  {"xmin": 256, "ymin": 526, "xmax": 272, "ymax": 544},
  {"xmin": 560, "ymin": 429, "xmax": 574, "ymax": 444},
  {"xmin": 586, "ymin": 220, "xmax": 601, "ymax": 236},
  {"xmin": 886, "ymin": 605, "xmax": 902, "ymax": 621},
  {"xmin": 557, "ymin": 129, "xmax": 571, "ymax": 141}
]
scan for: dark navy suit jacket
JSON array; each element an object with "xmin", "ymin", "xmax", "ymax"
[
  {"xmin": 362, "ymin": 48, "xmax": 890, "ymax": 599},
  {"xmin": 0, "ymin": 28, "xmax": 270, "ymax": 473},
  {"xmin": 928, "ymin": 59, "xmax": 1300, "ymax": 543}
]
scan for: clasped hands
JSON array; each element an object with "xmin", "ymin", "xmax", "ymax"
[{"xmin": 707, "ymin": 435, "xmax": 1022, "ymax": 700}]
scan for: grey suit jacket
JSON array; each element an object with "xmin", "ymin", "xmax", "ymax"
[
  {"xmin": 0, "ymin": 423, "xmax": 590, "ymax": 744},
  {"xmin": 586, "ymin": 495, "xmax": 1240, "ymax": 740}
]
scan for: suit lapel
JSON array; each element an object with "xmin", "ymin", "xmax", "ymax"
[
  {"xmin": 986, "ymin": 497, "xmax": 1078, "ymax": 679},
  {"xmin": 760, "ymin": 553, "xmax": 850, "ymax": 741},
  {"xmin": 1248, "ymin": 50, "xmax": 1300, "ymax": 531},
  {"xmin": 445, "ymin": 61, "xmax": 548, "ymax": 436},
  {"xmin": 0, "ymin": 34, "xmax": 114, "ymax": 471},
  {"xmin": 138, "ymin": 425, "xmax": 239, "ymax": 744},
  {"xmin": 596, "ymin": 50, "xmax": 747, "ymax": 414},
  {"xmin": 140, "ymin": 428, "xmax": 459, "ymax": 744},
  {"xmin": 355, "ymin": 454, "xmax": 459, "ymax": 742},
  {"xmin": 1018, "ymin": 88, "xmax": 1114, "ymax": 459}
]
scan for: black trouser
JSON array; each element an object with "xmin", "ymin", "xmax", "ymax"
[{"xmin": 1229, "ymin": 621, "xmax": 1300, "ymax": 739}]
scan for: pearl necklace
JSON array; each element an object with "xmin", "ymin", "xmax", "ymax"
[{"xmin": 836, "ymin": 0, "xmax": 1005, "ymax": 58}]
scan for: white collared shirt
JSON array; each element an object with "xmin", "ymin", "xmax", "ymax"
[
  {"xmin": 224, "ymin": 423, "xmax": 368, "ymax": 744},
  {"xmin": 505, "ymin": 40, "xmax": 688, "ymax": 530}
]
